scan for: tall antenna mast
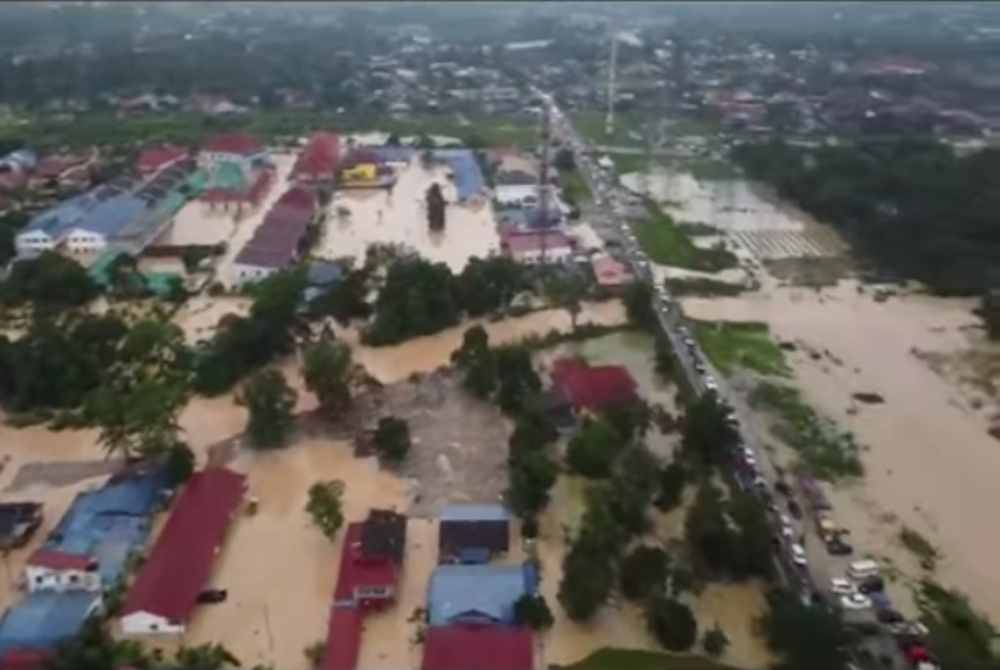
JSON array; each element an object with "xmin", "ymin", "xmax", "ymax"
[
  {"xmin": 606, "ymin": 31, "xmax": 618, "ymax": 136},
  {"xmin": 538, "ymin": 102, "xmax": 551, "ymax": 263}
]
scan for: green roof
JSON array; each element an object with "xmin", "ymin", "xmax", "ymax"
[
  {"xmin": 87, "ymin": 249, "xmax": 130, "ymax": 288},
  {"xmin": 144, "ymin": 272, "xmax": 182, "ymax": 297},
  {"xmin": 207, "ymin": 161, "xmax": 247, "ymax": 191}
]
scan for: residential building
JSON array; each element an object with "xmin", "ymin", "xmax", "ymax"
[
  {"xmin": 292, "ymin": 132, "xmax": 341, "ymax": 188},
  {"xmin": 549, "ymin": 358, "xmax": 638, "ymax": 413},
  {"xmin": 119, "ymin": 468, "xmax": 246, "ymax": 636},
  {"xmin": 0, "ymin": 592, "xmax": 101, "ymax": 663},
  {"xmin": 25, "ymin": 466, "xmax": 171, "ymax": 594},
  {"xmin": 422, "ymin": 625, "xmax": 533, "ymax": 670},
  {"xmin": 501, "ymin": 229, "xmax": 575, "ymax": 264},
  {"xmin": 232, "ymin": 187, "xmax": 317, "ymax": 285},
  {"xmin": 198, "ymin": 133, "xmax": 267, "ymax": 178},
  {"xmin": 0, "ymin": 503, "xmax": 42, "ymax": 550},
  {"xmin": 427, "ymin": 563, "xmax": 537, "ymax": 626},
  {"xmin": 136, "ymin": 144, "xmax": 190, "ymax": 177},
  {"xmin": 591, "ymin": 254, "xmax": 634, "ymax": 293},
  {"xmin": 438, "ymin": 504, "xmax": 510, "ymax": 562},
  {"xmin": 322, "ymin": 608, "xmax": 363, "ymax": 670}
]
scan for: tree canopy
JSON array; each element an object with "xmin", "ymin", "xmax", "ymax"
[
  {"xmin": 302, "ymin": 340, "xmax": 353, "ymax": 418},
  {"xmin": 646, "ymin": 596, "xmax": 698, "ymax": 652},
  {"xmin": 760, "ymin": 588, "xmax": 852, "ymax": 670},
  {"xmin": 373, "ymin": 416, "xmax": 411, "ymax": 463},
  {"xmin": 306, "ymin": 480, "xmax": 346, "ymax": 540},
  {"xmin": 0, "ymin": 252, "xmax": 99, "ymax": 310},
  {"xmin": 567, "ymin": 418, "xmax": 624, "ymax": 477},
  {"xmin": 364, "ymin": 257, "xmax": 459, "ymax": 345},
  {"xmin": 623, "ymin": 281, "xmax": 657, "ymax": 331},
  {"xmin": 238, "ymin": 368, "xmax": 298, "ymax": 449}
]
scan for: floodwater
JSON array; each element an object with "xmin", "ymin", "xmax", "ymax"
[
  {"xmin": 683, "ymin": 281, "xmax": 1000, "ymax": 620},
  {"xmin": 317, "ymin": 157, "xmax": 499, "ymax": 273},
  {"xmin": 337, "ymin": 300, "xmax": 627, "ymax": 385},
  {"xmin": 183, "ymin": 438, "xmax": 412, "ymax": 670}
]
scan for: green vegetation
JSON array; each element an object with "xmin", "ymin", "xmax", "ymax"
[
  {"xmin": 681, "ymin": 158, "xmax": 741, "ymax": 181},
  {"xmin": 623, "ymin": 281, "xmax": 657, "ymax": 331},
  {"xmin": 551, "ymin": 647, "xmax": 740, "ymax": 670},
  {"xmin": 0, "ymin": 252, "xmax": 99, "ymax": 311},
  {"xmin": 675, "ymin": 222, "xmax": 722, "ymax": 237},
  {"xmin": 645, "ymin": 596, "xmax": 698, "ymax": 652},
  {"xmin": 302, "ymin": 340, "xmax": 353, "ymax": 419},
  {"xmin": 513, "ymin": 593, "xmax": 555, "ymax": 630},
  {"xmin": 919, "ymin": 579, "xmax": 999, "ymax": 670},
  {"xmin": 306, "ymin": 480, "xmax": 346, "ymax": 541},
  {"xmin": 749, "ymin": 381, "xmax": 863, "ymax": 480},
  {"xmin": 570, "ymin": 111, "xmax": 653, "ymax": 148},
  {"xmin": 759, "ymin": 588, "xmax": 852, "ymax": 670},
  {"xmin": 733, "ymin": 139, "xmax": 1000, "ymax": 295},
  {"xmin": 680, "ymin": 392, "xmax": 740, "ymax": 468},
  {"xmin": 567, "ymin": 418, "xmax": 625, "ymax": 478},
  {"xmin": 560, "ymin": 167, "xmax": 592, "ymax": 206},
  {"xmin": 238, "ymin": 368, "xmax": 298, "ymax": 449},
  {"xmin": 544, "ymin": 273, "xmax": 587, "ymax": 330},
  {"xmin": 665, "ymin": 277, "xmax": 745, "ymax": 298},
  {"xmin": 621, "ymin": 545, "xmax": 670, "ymax": 601},
  {"xmin": 632, "ymin": 206, "xmax": 738, "ymax": 272},
  {"xmin": 900, "ymin": 526, "xmax": 939, "ymax": 569},
  {"xmin": 684, "ymin": 481, "xmax": 772, "ymax": 581},
  {"xmin": 691, "ymin": 320, "xmax": 791, "ymax": 377},
  {"xmin": 611, "ymin": 153, "xmax": 657, "ymax": 175},
  {"xmin": 373, "ymin": 416, "xmax": 411, "ymax": 463}
]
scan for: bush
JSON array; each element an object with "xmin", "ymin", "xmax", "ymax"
[
  {"xmin": 645, "ymin": 596, "xmax": 698, "ymax": 652},
  {"xmin": 655, "ymin": 462, "xmax": 688, "ymax": 511},
  {"xmin": 514, "ymin": 593, "xmax": 554, "ymax": 630},
  {"xmin": 374, "ymin": 416, "xmax": 411, "ymax": 463},
  {"xmin": 306, "ymin": 480, "xmax": 346, "ymax": 540},
  {"xmin": 238, "ymin": 368, "xmax": 298, "ymax": 449},
  {"xmin": 621, "ymin": 545, "xmax": 670, "ymax": 601},
  {"xmin": 702, "ymin": 624, "xmax": 729, "ymax": 658},
  {"xmin": 567, "ymin": 418, "xmax": 623, "ymax": 478},
  {"xmin": 558, "ymin": 545, "xmax": 614, "ymax": 621}
]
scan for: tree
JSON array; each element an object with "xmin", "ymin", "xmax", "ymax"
[
  {"xmin": 760, "ymin": 588, "xmax": 851, "ymax": 670},
  {"xmin": 365, "ymin": 258, "xmax": 459, "ymax": 345},
  {"xmin": 726, "ymin": 492, "xmax": 774, "ymax": 579},
  {"xmin": 645, "ymin": 596, "xmax": 698, "ymax": 652},
  {"xmin": 238, "ymin": 368, "xmax": 298, "ymax": 449},
  {"xmin": 656, "ymin": 461, "xmax": 688, "ymax": 511},
  {"xmin": 602, "ymin": 398, "xmax": 652, "ymax": 443},
  {"xmin": 306, "ymin": 480, "xmax": 345, "ymax": 540},
  {"xmin": 426, "ymin": 182, "xmax": 446, "ymax": 232},
  {"xmin": 621, "ymin": 545, "xmax": 670, "ymax": 601},
  {"xmin": 165, "ymin": 443, "xmax": 195, "ymax": 485},
  {"xmin": 174, "ymin": 644, "xmax": 241, "ymax": 670},
  {"xmin": 703, "ymin": 624, "xmax": 730, "ymax": 658},
  {"xmin": 544, "ymin": 273, "xmax": 586, "ymax": 329},
  {"xmin": 508, "ymin": 406, "xmax": 558, "ymax": 455},
  {"xmin": 623, "ymin": 281, "xmax": 656, "ymax": 331},
  {"xmin": 307, "ymin": 268, "xmax": 371, "ymax": 325},
  {"xmin": 983, "ymin": 291, "xmax": 1000, "ymax": 340},
  {"xmin": 456, "ymin": 256, "xmax": 525, "ymax": 317},
  {"xmin": 567, "ymin": 418, "xmax": 623, "ymax": 477},
  {"xmin": 514, "ymin": 593, "xmax": 554, "ymax": 630},
  {"xmin": 558, "ymin": 543, "xmax": 614, "ymax": 621},
  {"xmin": 302, "ymin": 340, "xmax": 353, "ymax": 418},
  {"xmin": 495, "ymin": 345, "xmax": 541, "ymax": 414},
  {"xmin": 608, "ymin": 444, "xmax": 660, "ymax": 536},
  {"xmin": 654, "ymin": 334, "xmax": 675, "ymax": 379},
  {"xmin": 0, "ymin": 251, "xmax": 98, "ymax": 310},
  {"xmin": 374, "ymin": 416, "xmax": 411, "ymax": 463},
  {"xmin": 451, "ymin": 325, "xmax": 498, "ymax": 398},
  {"xmin": 88, "ymin": 377, "xmax": 187, "ymax": 460},
  {"xmin": 506, "ymin": 449, "xmax": 558, "ymax": 518},
  {"xmin": 681, "ymin": 392, "xmax": 738, "ymax": 468},
  {"xmin": 554, "ymin": 147, "xmax": 576, "ymax": 172},
  {"xmin": 684, "ymin": 481, "xmax": 734, "ymax": 578}
]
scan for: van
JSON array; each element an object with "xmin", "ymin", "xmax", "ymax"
[{"xmin": 847, "ymin": 559, "xmax": 880, "ymax": 580}]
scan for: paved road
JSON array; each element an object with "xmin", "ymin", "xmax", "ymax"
[{"xmin": 537, "ymin": 90, "xmax": 911, "ymax": 670}]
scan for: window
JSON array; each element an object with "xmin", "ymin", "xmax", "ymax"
[
  {"xmin": 68, "ymin": 574, "xmax": 79, "ymax": 583},
  {"xmin": 34, "ymin": 576, "xmax": 42, "ymax": 584}
]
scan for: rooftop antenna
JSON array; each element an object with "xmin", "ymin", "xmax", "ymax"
[{"xmin": 605, "ymin": 31, "xmax": 619, "ymax": 137}]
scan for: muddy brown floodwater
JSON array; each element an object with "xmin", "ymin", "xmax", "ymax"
[{"xmin": 683, "ymin": 280, "xmax": 1000, "ymax": 620}]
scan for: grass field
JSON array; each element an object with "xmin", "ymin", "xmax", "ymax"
[
  {"xmin": 632, "ymin": 206, "xmax": 739, "ymax": 272},
  {"xmin": 692, "ymin": 320, "xmax": 791, "ymax": 378},
  {"xmin": 552, "ymin": 648, "xmax": 741, "ymax": 670},
  {"xmin": 571, "ymin": 111, "xmax": 653, "ymax": 148},
  {"xmin": 748, "ymin": 381, "xmax": 863, "ymax": 480}
]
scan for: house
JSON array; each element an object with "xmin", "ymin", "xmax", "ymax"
[
  {"xmin": 427, "ymin": 563, "xmax": 537, "ymax": 626},
  {"xmin": 433, "ymin": 149, "xmax": 486, "ymax": 203},
  {"xmin": 136, "ymin": 144, "xmax": 189, "ymax": 177},
  {"xmin": 0, "ymin": 504, "xmax": 42, "ymax": 550},
  {"xmin": 333, "ymin": 510, "xmax": 406, "ymax": 608},
  {"xmin": 501, "ymin": 229, "xmax": 575, "ymax": 264},
  {"xmin": 321, "ymin": 607, "xmax": 363, "ymax": 670},
  {"xmin": 198, "ymin": 133, "xmax": 267, "ymax": 178},
  {"xmin": 592, "ymin": 254, "xmax": 634, "ymax": 293},
  {"xmin": 119, "ymin": 468, "xmax": 246, "ymax": 636},
  {"xmin": 549, "ymin": 358, "xmax": 638, "ymax": 413},
  {"xmin": 292, "ymin": 132, "xmax": 341, "ymax": 188},
  {"xmin": 422, "ymin": 625, "xmax": 533, "ymax": 670},
  {"xmin": 0, "ymin": 592, "xmax": 101, "ymax": 662},
  {"xmin": 25, "ymin": 466, "xmax": 171, "ymax": 593},
  {"xmin": 438, "ymin": 504, "xmax": 510, "ymax": 562},
  {"xmin": 232, "ymin": 187, "xmax": 317, "ymax": 285}
]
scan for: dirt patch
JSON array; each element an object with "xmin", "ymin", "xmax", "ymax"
[
  {"xmin": 763, "ymin": 256, "xmax": 854, "ymax": 287},
  {"xmin": 5, "ymin": 459, "xmax": 123, "ymax": 492}
]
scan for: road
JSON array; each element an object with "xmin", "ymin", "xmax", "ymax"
[{"xmin": 537, "ymin": 90, "xmax": 912, "ymax": 670}]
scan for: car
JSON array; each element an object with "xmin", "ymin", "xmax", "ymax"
[
  {"xmin": 778, "ymin": 513, "xmax": 791, "ymax": 526},
  {"xmin": 704, "ymin": 379, "xmax": 719, "ymax": 391},
  {"xmin": 787, "ymin": 499, "xmax": 803, "ymax": 519},
  {"xmin": 827, "ymin": 538, "xmax": 854, "ymax": 556},
  {"xmin": 876, "ymin": 608, "xmax": 905, "ymax": 624},
  {"xmin": 841, "ymin": 593, "xmax": 872, "ymax": 610},
  {"xmin": 858, "ymin": 576, "xmax": 885, "ymax": 594},
  {"xmin": 870, "ymin": 591, "xmax": 892, "ymax": 610},
  {"xmin": 831, "ymin": 577, "xmax": 853, "ymax": 595},
  {"xmin": 790, "ymin": 543, "xmax": 807, "ymax": 566},
  {"xmin": 197, "ymin": 588, "xmax": 228, "ymax": 604},
  {"xmin": 781, "ymin": 523, "xmax": 794, "ymax": 538},
  {"xmin": 694, "ymin": 361, "xmax": 706, "ymax": 374}
]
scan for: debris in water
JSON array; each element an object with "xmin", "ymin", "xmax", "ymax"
[{"xmin": 852, "ymin": 392, "xmax": 885, "ymax": 405}]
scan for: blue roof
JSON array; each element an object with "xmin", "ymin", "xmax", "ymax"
[
  {"xmin": 43, "ymin": 467, "xmax": 170, "ymax": 584},
  {"xmin": 433, "ymin": 149, "xmax": 485, "ymax": 201},
  {"xmin": 371, "ymin": 146, "xmax": 416, "ymax": 164},
  {"xmin": 23, "ymin": 183, "xmax": 147, "ymax": 240},
  {"xmin": 428, "ymin": 563, "xmax": 536, "ymax": 626},
  {"xmin": 440, "ymin": 504, "xmax": 511, "ymax": 523},
  {"xmin": 0, "ymin": 591, "xmax": 98, "ymax": 655}
]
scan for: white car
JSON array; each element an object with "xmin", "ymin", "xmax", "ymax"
[
  {"xmin": 779, "ymin": 513, "xmax": 791, "ymax": 526},
  {"xmin": 704, "ymin": 379, "xmax": 719, "ymax": 391},
  {"xmin": 781, "ymin": 523, "xmax": 794, "ymax": 538},
  {"xmin": 831, "ymin": 578, "xmax": 853, "ymax": 595},
  {"xmin": 841, "ymin": 593, "xmax": 872, "ymax": 610},
  {"xmin": 790, "ymin": 543, "xmax": 808, "ymax": 566}
]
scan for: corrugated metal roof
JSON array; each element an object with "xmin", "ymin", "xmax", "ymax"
[
  {"xmin": 427, "ymin": 564, "xmax": 535, "ymax": 626},
  {"xmin": 439, "ymin": 504, "xmax": 511, "ymax": 523},
  {"xmin": 433, "ymin": 150, "xmax": 485, "ymax": 201},
  {"xmin": 422, "ymin": 625, "xmax": 533, "ymax": 670},
  {"xmin": 0, "ymin": 592, "xmax": 99, "ymax": 656},
  {"xmin": 321, "ymin": 607, "xmax": 362, "ymax": 670}
]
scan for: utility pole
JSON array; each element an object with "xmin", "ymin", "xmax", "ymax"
[{"xmin": 605, "ymin": 31, "xmax": 619, "ymax": 137}]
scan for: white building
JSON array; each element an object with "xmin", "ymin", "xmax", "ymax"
[{"xmin": 25, "ymin": 551, "xmax": 102, "ymax": 593}]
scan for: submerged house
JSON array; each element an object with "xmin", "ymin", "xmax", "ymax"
[
  {"xmin": 549, "ymin": 357, "xmax": 638, "ymax": 414},
  {"xmin": 422, "ymin": 624, "xmax": 534, "ymax": 670},
  {"xmin": 119, "ymin": 468, "xmax": 246, "ymax": 636},
  {"xmin": 427, "ymin": 563, "xmax": 537, "ymax": 627},
  {"xmin": 438, "ymin": 504, "xmax": 510, "ymax": 563}
]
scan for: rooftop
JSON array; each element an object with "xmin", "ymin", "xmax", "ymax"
[
  {"xmin": 321, "ymin": 607, "xmax": 362, "ymax": 670},
  {"xmin": 0, "ymin": 592, "xmax": 99, "ymax": 656},
  {"xmin": 427, "ymin": 563, "xmax": 536, "ymax": 626},
  {"xmin": 293, "ymin": 132, "xmax": 341, "ymax": 180},
  {"xmin": 202, "ymin": 132, "xmax": 264, "ymax": 156},
  {"xmin": 439, "ymin": 504, "xmax": 511, "ymax": 523},
  {"xmin": 333, "ymin": 523, "xmax": 400, "ymax": 604},
  {"xmin": 550, "ymin": 357, "xmax": 638, "ymax": 412},
  {"xmin": 422, "ymin": 625, "xmax": 533, "ymax": 670}
]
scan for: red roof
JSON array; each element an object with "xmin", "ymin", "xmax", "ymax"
[
  {"xmin": 422, "ymin": 625, "xmax": 533, "ymax": 670},
  {"xmin": 592, "ymin": 255, "xmax": 633, "ymax": 286},
  {"xmin": 137, "ymin": 144, "xmax": 189, "ymax": 174},
  {"xmin": 333, "ymin": 523, "xmax": 398, "ymax": 603},
  {"xmin": 550, "ymin": 358, "xmax": 638, "ymax": 412},
  {"xmin": 233, "ymin": 186, "xmax": 316, "ymax": 269},
  {"xmin": 202, "ymin": 133, "xmax": 264, "ymax": 157},
  {"xmin": 27, "ymin": 549, "xmax": 94, "ymax": 571},
  {"xmin": 293, "ymin": 132, "xmax": 341, "ymax": 181},
  {"xmin": 120, "ymin": 468, "xmax": 246, "ymax": 625},
  {"xmin": 0, "ymin": 649, "xmax": 51, "ymax": 670},
  {"xmin": 322, "ymin": 607, "xmax": 363, "ymax": 670},
  {"xmin": 503, "ymin": 231, "xmax": 574, "ymax": 255}
]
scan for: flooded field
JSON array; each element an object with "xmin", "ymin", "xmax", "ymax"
[
  {"xmin": 318, "ymin": 158, "xmax": 499, "ymax": 273},
  {"xmin": 683, "ymin": 281, "xmax": 1000, "ymax": 619}
]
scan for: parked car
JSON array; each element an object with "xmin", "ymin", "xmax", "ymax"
[
  {"xmin": 841, "ymin": 593, "xmax": 873, "ymax": 610},
  {"xmin": 775, "ymin": 480, "xmax": 791, "ymax": 496},
  {"xmin": 787, "ymin": 499, "xmax": 803, "ymax": 519},
  {"xmin": 197, "ymin": 588, "xmax": 228, "ymax": 604},
  {"xmin": 828, "ymin": 538, "xmax": 854, "ymax": 556},
  {"xmin": 877, "ymin": 608, "xmax": 905, "ymax": 624},
  {"xmin": 790, "ymin": 543, "xmax": 808, "ymax": 566},
  {"xmin": 858, "ymin": 576, "xmax": 885, "ymax": 594}
]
